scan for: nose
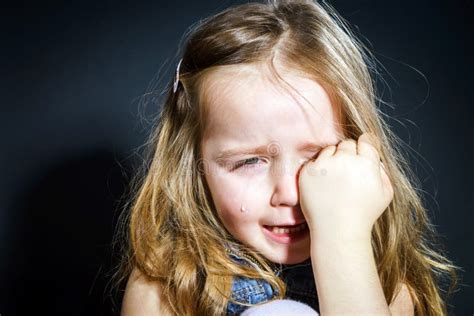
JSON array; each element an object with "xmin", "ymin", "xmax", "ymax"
[{"xmin": 270, "ymin": 158, "xmax": 303, "ymax": 207}]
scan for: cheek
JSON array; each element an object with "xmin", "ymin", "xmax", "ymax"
[
  {"xmin": 211, "ymin": 183, "xmax": 264, "ymax": 233},
  {"xmin": 214, "ymin": 192, "xmax": 257, "ymax": 224},
  {"xmin": 204, "ymin": 164, "xmax": 269, "ymax": 231},
  {"xmin": 218, "ymin": 207, "xmax": 251, "ymax": 233},
  {"xmin": 207, "ymin": 171, "xmax": 264, "ymax": 209}
]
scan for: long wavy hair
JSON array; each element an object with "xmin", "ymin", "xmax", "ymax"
[{"xmin": 110, "ymin": 0, "xmax": 460, "ymax": 315}]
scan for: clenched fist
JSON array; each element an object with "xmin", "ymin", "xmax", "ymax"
[{"xmin": 298, "ymin": 132, "xmax": 394, "ymax": 240}]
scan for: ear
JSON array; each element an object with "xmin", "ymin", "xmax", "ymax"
[{"xmin": 389, "ymin": 282, "xmax": 415, "ymax": 316}]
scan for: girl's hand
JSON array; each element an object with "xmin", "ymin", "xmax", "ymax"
[{"xmin": 298, "ymin": 132, "xmax": 394, "ymax": 240}]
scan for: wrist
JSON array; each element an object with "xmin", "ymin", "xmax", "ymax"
[
  {"xmin": 309, "ymin": 226, "xmax": 373, "ymax": 246},
  {"xmin": 310, "ymin": 233, "xmax": 375, "ymax": 265}
]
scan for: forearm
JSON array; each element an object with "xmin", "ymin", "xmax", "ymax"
[{"xmin": 311, "ymin": 234, "xmax": 391, "ymax": 316}]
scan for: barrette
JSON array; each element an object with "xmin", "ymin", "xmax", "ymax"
[{"xmin": 173, "ymin": 58, "xmax": 183, "ymax": 93}]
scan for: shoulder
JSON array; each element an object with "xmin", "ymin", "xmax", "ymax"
[
  {"xmin": 121, "ymin": 267, "xmax": 173, "ymax": 316},
  {"xmin": 388, "ymin": 282, "xmax": 415, "ymax": 316}
]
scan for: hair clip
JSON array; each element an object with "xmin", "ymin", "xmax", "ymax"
[{"xmin": 173, "ymin": 58, "xmax": 183, "ymax": 93}]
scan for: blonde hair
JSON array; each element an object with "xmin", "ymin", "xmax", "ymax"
[{"xmin": 110, "ymin": 0, "xmax": 460, "ymax": 315}]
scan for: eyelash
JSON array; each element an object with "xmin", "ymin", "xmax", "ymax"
[
  {"xmin": 234, "ymin": 157, "xmax": 263, "ymax": 169},
  {"xmin": 233, "ymin": 152, "xmax": 320, "ymax": 170}
]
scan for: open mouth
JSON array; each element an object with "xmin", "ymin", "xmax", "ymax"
[{"xmin": 262, "ymin": 222, "xmax": 310, "ymax": 244}]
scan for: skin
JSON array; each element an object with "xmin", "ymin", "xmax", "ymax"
[
  {"xmin": 199, "ymin": 60, "xmax": 413, "ymax": 314},
  {"xmin": 300, "ymin": 135, "xmax": 395, "ymax": 314},
  {"xmin": 200, "ymin": 61, "xmax": 344, "ymax": 264},
  {"xmin": 121, "ymin": 60, "xmax": 414, "ymax": 315}
]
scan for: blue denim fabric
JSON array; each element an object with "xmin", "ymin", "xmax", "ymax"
[{"xmin": 226, "ymin": 251, "xmax": 319, "ymax": 315}]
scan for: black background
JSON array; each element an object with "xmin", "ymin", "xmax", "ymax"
[{"xmin": 1, "ymin": 0, "xmax": 472, "ymax": 314}]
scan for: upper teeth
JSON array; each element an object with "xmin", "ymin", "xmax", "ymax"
[{"xmin": 270, "ymin": 223, "xmax": 306, "ymax": 234}]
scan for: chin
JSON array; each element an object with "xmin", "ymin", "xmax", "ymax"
[{"xmin": 265, "ymin": 244, "xmax": 311, "ymax": 265}]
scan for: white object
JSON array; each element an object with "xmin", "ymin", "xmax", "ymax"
[{"xmin": 241, "ymin": 299, "xmax": 319, "ymax": 315}]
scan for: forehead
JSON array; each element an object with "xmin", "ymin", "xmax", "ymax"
[{"xmin": 200, "ymin": 63, "xmax": 342, "ymax": 145}]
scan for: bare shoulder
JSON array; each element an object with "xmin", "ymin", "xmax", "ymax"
[
  {"xmin": 121, "ymin": 267, "xmax": 173, "ymax": 316},
  {"xmin": 388, "ymin": 282, "xmax": 415, "ymax": 316}
]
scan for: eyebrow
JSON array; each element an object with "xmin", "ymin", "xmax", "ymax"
[{"xmin": 215, "ymin": 141, "xmax": 329, "ymax": 160}]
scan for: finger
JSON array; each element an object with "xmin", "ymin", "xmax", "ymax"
[
  {"xmin": 334, "ymin": 138, "xmax": 357, "ymax": 156},
  {"xmin": 316, "ymin": 144, "xmax": 337, "ymax": 159},
  {"xmin": 357, "ymin": 133, "xmax": 380, "ymax": 164}
]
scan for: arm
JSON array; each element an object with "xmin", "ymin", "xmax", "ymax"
[
  {"xmin": 311, "ymin": 234, "xmax": 391, "ymax": 315},
  {"xmin": 299, "ymin": 134, "xmax": 414, "ymax": 315},
  {"xmin": 121, "ymin": 267, "xmax": 173, "ymax": 316},
  {"xmin": 311, "ymin": 235, "xmax": 415, "ymax": 315}
]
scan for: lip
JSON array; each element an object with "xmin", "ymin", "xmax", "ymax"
[
  {"xmin": 262, "ymin": 223, "xmax": 310, "ymax": 244},
  {"xmin": 266, "ymin": 221, "xmax": 306, "ymax": 227}
]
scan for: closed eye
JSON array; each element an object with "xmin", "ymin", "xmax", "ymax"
[
  {"xmin": 234, "ymin": 157, "xmax": 263, "ymax": 169},
  {"xmin": 232, "ymin": 150, "xmax": 320, "ymax": 171},
  {"xmin": 310, "ymin": 150, "xmax": 321, "ymax": 160}
]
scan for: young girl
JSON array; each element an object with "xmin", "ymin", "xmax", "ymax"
[{"xmin": 113, "ymin": 0, "xmax": 460, "ymax": 315}]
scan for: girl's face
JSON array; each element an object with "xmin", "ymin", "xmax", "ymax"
[{"xmin": 200, "ymin": 62, "xmax": 343, "ymax": 264}]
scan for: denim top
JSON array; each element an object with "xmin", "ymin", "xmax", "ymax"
[{"xmin": 226, "ymin": 249, "xmax": 320, "ymax": 315}]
